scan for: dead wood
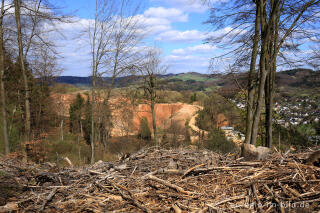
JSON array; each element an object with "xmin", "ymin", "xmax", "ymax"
[
  {"xmin": 38, "ymin": 188, "xmax": 57, "ymax": 212},
  {"xmin": 171, "ymin": 204, "xmax": 182, "ymax": 213},
  {"xmin": 147, "ymin": 175, "xmax": 193, "ymax": 195},
  {"xmin": 1, "ymin": 147, "xmax": 320, "ymax": 212},
  {"xmin": 108, "ymin": 180, "xmax": 151, "ymax": 213},
  {"xmin": 181, "ymin": 163, "xmax": 205, "ymax": 179}
]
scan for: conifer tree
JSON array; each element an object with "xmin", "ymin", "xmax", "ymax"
[{"xmin": 69, "ymin": 93, "xmax": 84, "ymax": 134}]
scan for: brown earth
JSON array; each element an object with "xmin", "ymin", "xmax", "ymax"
[
  {"xmin": 51, "ymin": 92, "xmax": 88, "ymax": 116},
  {"xmin": 51, "ymin": 93, "xmax": 203, "ymax": 137},
  {"xmin": 110, "ymin": 102, "xmax": 203, "ymax": 137},
  {"xmin": 51, "ymin": 93, "xmax": 230, "ymax": 139}
]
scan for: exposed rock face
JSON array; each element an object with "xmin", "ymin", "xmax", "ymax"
[
  {"xmin": 51, "ymin": 93, "xmax": 235, "ymax": 140},
  {"xmin": 132, "ymin": 103, "xmax": 185, "ymax": 132},
  {"xmin": 241, "ymin": 143, "xmax": 271, "ymax": 161}
]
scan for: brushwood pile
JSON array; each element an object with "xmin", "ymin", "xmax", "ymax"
[{"xmin": 1, "ymin": 147, "xmax": 320, "ymax": 212}]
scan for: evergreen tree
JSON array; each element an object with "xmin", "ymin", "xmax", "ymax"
[
  {"xmin": 83, "ymin": 95, "xmax": 92, "ymax": 145},
  {"xmin": 138, "ymin": 117, "xmax": 151, "ymax": 140},
  {"xmin": 190, "ymin": 93, "xmax": 197, "ymax": 103},
  {"xmin": 69, "ymin": 93, "xmax": 84, "ymax": 134}
]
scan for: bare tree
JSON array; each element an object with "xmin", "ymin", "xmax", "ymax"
[
  {"xmin": 139, "ymin": 49, "xmax": 168, "ymax": 146},
  {"xmin": 0, "ymin": 0, "xmax": 69, "ymax": 154},
  {"xmin": 206, "ymin": 0, "xmax": 320, "ymax": 147},
  {"xmin": 32, "ymin": 47, "xmax": 62, "ymax": 84},
  {"xmin": 0, "ymin": 0, "xmax": 9, "ymax": 154},
  {"xmin": 245, "ymin": 2, "xmax": 261, "ymax": 145},
  {"xmin": 14, "ymin": 0, "xmax": 31, "ymax": 141},
  {"xmin": 250, "ymin": 0, "xmax": 320, "ymax": 146},
  {"xmin": 88, "ymin": 0, "xmax": 115, "ymax": 164},
  {"xmin": 88, "ymin": 0, "xmax": 144, "ymax": 163},
  {"xmin": 11, "ymin": 0, "xmax": 70, "ymax": 144}
]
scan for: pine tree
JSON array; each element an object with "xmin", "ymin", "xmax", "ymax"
[
  {"xmin": 138, "ymin": 117, "xmax": 151, "ymax": 140},
  {"xmin": 83, "ymin": 95, "xmax": 92, "ymax": 145},
  {"xmin": 69, "ymin": 93, "xmax": 84, "ymax": 134}
]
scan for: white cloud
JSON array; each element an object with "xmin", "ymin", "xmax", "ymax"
[
  {"xmin": 164, "ymin": 44, "xmax": 217, "ymax": 73},
  {"xmin": 155, "ymin": 29, "xmax": 206, "ymax": 42},
  {"xmin": 52, "ymin": 18, "xmax": 214, "ymax": 75},
  {"xmin": 53, "ymin": 18, "xmax": 91, "ymax": 32},
  {"xmin": 144, "ymin": 7, "xmax": 188, "ymax": 22},
  {"xmin": 131, "ymin": 7, "xmax": 189, "ymax": 35},
  {"xmin": 134, "ymin": 15, "xmax": 171, "ymax": 35},
  {"xmin": 164, "ymin": 54, "xmax": 210, "ymax": 73},
  {"xmin": 172, "ymin": 44, "xmax": 216, "ymax": 55},
  {"xmin": 151, "ymin": 0, "xmax": 210, "ymax": 13},
  {"xmin": 45, "ymin": 6, "xmax": 215, "ymax": 76}
]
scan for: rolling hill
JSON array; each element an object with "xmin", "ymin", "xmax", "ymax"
[{"xmin": 54, "ymin": 68, "xmax": 320, "ymax": 96}]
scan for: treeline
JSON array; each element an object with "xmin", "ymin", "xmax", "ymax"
[
  {"xmin": 0, "ymin": 57, "xmax": 56, "ymax": 151},
  {"xmin": 0, "ymin": 0, "xmax": 68, "ymax": 154},
  {"xmin": 68, "ymin": 93, "xmax": 112, "ymax": 151}
]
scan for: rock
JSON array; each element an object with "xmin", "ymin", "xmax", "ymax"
[{"xmin": 241, "ymin": 143, "xmax": 271, "ymax": 161}]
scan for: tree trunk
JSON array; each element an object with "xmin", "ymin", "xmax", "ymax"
[
  {"xmin": 77, "ymin": 135, "xmax": 81, "ymax": 164},
  {"xmin": 265, "ymin": 5, "xmax": 280, "ymax": 149},
  {"xmin": 265, "ymin": 73, "xmax": 271, "ymax": 147},
  {"xmin": 14, "ymin": 0, "xmax": 31, "ymax": 141},
  {"xmin": 250, "ymin": 64, "xmax": 268, "ymax": 146},
  {"xmin": 91, "ymin": 72, "xmax": 95, "ymax": 164},
  {"xmin": 151, "ymin": 99, "xmax": 157, "ymax": 146},
  {"xmin": 98, "ymin": 117, "xmax": 101, "ymax": 146},
  {"xmin": 60, "ymin": 119, "xmax": 64, "ymax": 141},
  {"xmin": 250, "ymin": 1, "xmax": 269, "ymax": 146},
  {"xmin": 265, "ymin": 52, "xmax": 277, "ymax": 148},
  {"xmin": 250, "ymin": 0, "xmax": 279, "ymax": 146},
  {"xmin": 0, "ymin": 0, "xmax": 9, "ymax": 154},
  {"xmin": 266, "ymin": 73, "xmax": 273, "ymax": 148},
  {"xmin": 245, "ymin": 1, "xmax": 261, "ymax": 144},
  {"xmin": 80, "ymin": 120, "xmax": 83, "ymax": 137},
  {"xmin": 265, "ymin": 11, "xmax": 274, "ymax": 147}
]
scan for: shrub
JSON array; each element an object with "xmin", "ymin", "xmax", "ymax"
[
  {"xmin": 69, "ymin": 93, "xmax": 85, "ymax": 133},
  {"xmin": 138, "ymin": 117, "xmax": 151, "ymax": 140},
  {"xmin": 196, "ymin": 92, "xmax": 241, "ymax": 130},
  {"xmin": 273, "ymin": 124, "xmax": 312, "ymax": 149},
  {"xmin": 190, "ymin": 93, "xmax": 197, "ymax": 103},
  {"xmin": 204, "ymin": 128, "xmax": 237, "ymax": 154}
]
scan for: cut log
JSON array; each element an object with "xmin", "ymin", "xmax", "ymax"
[{"xmin": 241, "ymin": 143, "xmax": 271, "ymax": 161}]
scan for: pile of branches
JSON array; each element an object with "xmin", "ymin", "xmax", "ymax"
[{"xmin": 1, "ymin": 147, "xmax": 320, "ymax": 212}]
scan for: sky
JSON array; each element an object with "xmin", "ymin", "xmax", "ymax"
[{"xmin": 52, "ymin": 0, "xmax": 219, "ymax": 76}]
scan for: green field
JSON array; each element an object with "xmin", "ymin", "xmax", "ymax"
[{"xmin": 169, "ymin": 73, "xmax": 210, "ymax": 82}]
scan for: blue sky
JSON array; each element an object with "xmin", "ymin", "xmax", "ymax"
[{"xmin": 53, "ymin": 0, "xmax": 218, "ymax": 76}]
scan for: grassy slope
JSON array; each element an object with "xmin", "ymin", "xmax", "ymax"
[{"xmin": 169, "ymin": 73, "xmax": 210, "ymax": 82}]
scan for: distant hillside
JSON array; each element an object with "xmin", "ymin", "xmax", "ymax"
[
  {"xmin": 277, "ymin": 69, "xmax": 320, "ymax": 88},
  {"xmin": 55, "ymin": 72, "xmax": 210, "ymax": 86},
  {"xmin": 168, "ymin": 72, "xmax": 211, "ymax": 82},
  {"xmin": 55, "ymin": 76, "xmax": 92, "ymax": 85},
  {"xmin": 54, "ymin": 69, "xmax": 320, "ymax": 96},
  {"xmin": 55, "ymin": 75, "xmax": 141, "ymax": 87}
]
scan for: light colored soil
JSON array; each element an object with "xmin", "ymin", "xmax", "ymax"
[
  {"xmin": 50, "ymin": 93, "xmax": 238, "ymax": 144},
  {"xmin": 112, "ymin": 102, "xmax": 202, "ymax": 137}
]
